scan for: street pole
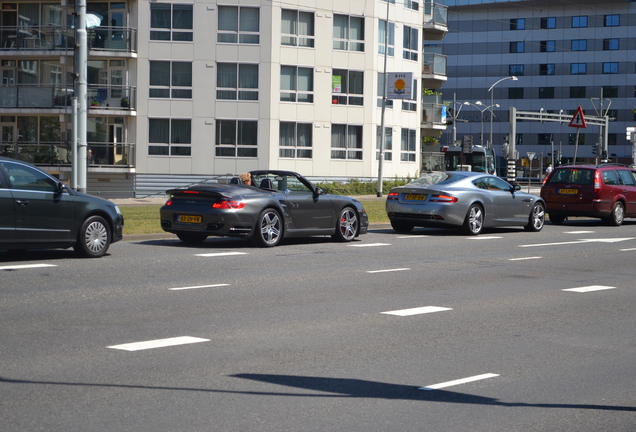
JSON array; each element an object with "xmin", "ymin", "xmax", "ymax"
[
  {"xmin": 376, "ymin": 0, "xmax": 389, "ymax": 197},
  {"xmin": 488, "ymin": 76, "xmax": 518, "ymax": 153},
  {"xmin": 74, "ymin": 0, "xmax": 88, "ymax": 193}
]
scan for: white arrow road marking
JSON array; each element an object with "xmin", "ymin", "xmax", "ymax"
[
  {"xmin": 563, "ymin": 285, "xmax": 616, "ymax": 293},
  {"xmin": 348, "ymin": 243, "xmax": 391, "ymax": 247},
  {"xmin": 170, "ymin": 283, "xmax": 230, "ymax": 291},
  {"xmin": 195, "ymin": 252, "xmax": 248, "ymax": 257},
  {"xmin": 382, "ymin": 306, "xmax": 452, "ymax": 316},
  {"xmin": 419, "ymin": 373, "xmax": 500, "ymax": 391},
  {"xmin": 520, "ymin": 238, "xmax": 635, "ymax": 248},
  {"xmin": 108, "ymin": 336, "xmax": 210, "ymax": 351},
  {"xmin": 367, "ymin": 268, "xmax": 410, "ymax": 274},
  {"xmin": 508, "ymin": 256, "xmax": 542, "ymax": 261},
  {"xmin": 0, "ymin": 264, "xmax": 57, "ymax": 271}
]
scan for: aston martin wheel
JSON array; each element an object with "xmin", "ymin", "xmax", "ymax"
[
  {"xmin": 524, "ymin": 202, "xmax": 545, "ymax": 232},
  {"xmin": 390, "ymin": 221, "xmax": 414, "ymax": 233},
  {"xmin": 177, "ymin": 233, "xmax": 208, "ymax": 244},
  {"xmin": 253, "ymin": 209, "xmax": 282, "ymax": 247},
  {"xmin": 332, "ymin": 207, "xmax": 358, "ymax": 242},
  {"xmin": 74, "ymin": 215, "xmax": 111, "ymax": 258},
  {"xmin": 461, "ymin": 204, "xmax": 483, "ymax": 235}
]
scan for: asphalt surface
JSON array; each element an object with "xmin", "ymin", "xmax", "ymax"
[{"xmin": 2, "ymin": 216, "xmax": 635, "ymax": 431}]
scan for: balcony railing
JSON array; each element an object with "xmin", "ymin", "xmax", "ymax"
[
  {"xmin": 0, "ymin": 84, "xmax": 136, "ymax": 111},
  {"xmin": 1, "ymin": 142, "xmax": 136, "ymax": 167},
  {"xmin": 0, "ymin": 25, "xmax": 137, "ymax": 53},
  {"xmin": 422, "ymin": 53, "xmax": 447, "ymax": 76},
  {"xmin": 421, "ymin": 103, "xmax": 447, "ymax": 129},
  {"xmin": 423, "ymin": 2, "xmax": 448, "ymax": 28}
]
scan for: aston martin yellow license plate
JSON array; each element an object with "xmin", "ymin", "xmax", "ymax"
[
  {"xmin": 178, "ymin": 215, "xmax": 202, "ymax": 223},
  {"xmin": 405, "ymin": 194, "xmax": 427, "ymax": 201},
  {"xmin": 558, "ymin": 188, "xmax": 578, "ymax": 195}
]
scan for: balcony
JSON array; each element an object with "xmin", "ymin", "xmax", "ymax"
[
  {"xmin": 0, "ymin": 25, "xmax": 137, "ymax": 55},
  {"xmin": 422, "ymin": 2, "xmax": 448, "ymax": 41},
  {"xmin": 0, "ymin": 84, "xmax": 136, "ymax": 113},
  {"xmin": 421, "ymin": 103, "xmax": 448, "ymax": 131},
  {"xmin": 1, "ymin": 142, "xmax": 135, "ymax": 168},
  {"xmin": 421, "ymin": 53, "xmax": 447, "ymax": 89}
]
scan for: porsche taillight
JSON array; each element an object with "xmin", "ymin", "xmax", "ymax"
[
  {"xmin": 212, "ymin": 200, "xmax": 246, "ymax": 209},
  {"xmin": 165, "ymin": 198, "xmax": 173, "ymax": 206}
]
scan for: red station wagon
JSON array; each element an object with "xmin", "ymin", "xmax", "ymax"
[{"xmin": 540, "ymin": 164, "xmax": 636, "ymax": 226}]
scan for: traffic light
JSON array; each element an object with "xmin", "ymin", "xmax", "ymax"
[
  {"xmin": 592, "ymin": 144, "xmax": 598, "ymax": 155},
  {"xmin": 462, "ymin": 135, "xmax": 474, "ymax": 153}
]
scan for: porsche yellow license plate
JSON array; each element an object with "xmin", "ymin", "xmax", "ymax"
[
  {"xmin": 405, "ymin": 194, "xmax": 427, "ymax": 201},
  {"xmin": 558, "ymin": 188, "xmax": 578, "ymax": 195},
  {"xmin": 178, "ymin": 215, "xmax": 202, "ymax": 223}
]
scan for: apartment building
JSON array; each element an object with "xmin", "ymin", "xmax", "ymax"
[
  {"xmin": 441, "ymin": 0, "xmax": 636, "ymax": 166},
  {"xmin": 0, "ymin": 0, "xmax": 447, "ymax": 196}
]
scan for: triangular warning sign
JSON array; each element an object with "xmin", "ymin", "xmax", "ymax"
[{"xmin": 569, "ymin": 106, "xmax": 587, "ymax": 128}]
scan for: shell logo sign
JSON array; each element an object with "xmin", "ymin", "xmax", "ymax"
[{"xmin": 387, "ymin": 72, "xmax": 413, "ymax": 100}]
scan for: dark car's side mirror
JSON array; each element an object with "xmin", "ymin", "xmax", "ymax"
[
  {"xmin": 314, "ymin": 187, "xmax": 324, "ymax": 196},
  {"xmin": 56, "ymin": 182, "xmax": 68, "ymax": 194}
]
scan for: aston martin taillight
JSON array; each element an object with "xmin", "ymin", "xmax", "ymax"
[
  {"xmin": 429, "ymin": 194, "xmax": 458, "ymax": 203},
  {"xmin": 212, "ymin": 200, "xmax": 246, "ymax": 209},
  {"xmin": 387, "ymin": 192, "xmax": 399, "ymax": 201}
]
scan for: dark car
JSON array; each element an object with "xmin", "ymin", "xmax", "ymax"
[
  {"xmin": 540, "ymin": 163, "xmax": 636, "ymax": 225},
  {"xmin": 160, "ymin": 170, "xmax": 369, "ymax": 247},
  {"xmin": 0, "ymin": 157, "xmax": 123, "ymax": 257},
  {"xmin": 386, "ymin": 171, "xmax": 545, "ymax": 235}
]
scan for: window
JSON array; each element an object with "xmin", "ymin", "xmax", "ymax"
[
  {"xmin": 279, "ymin": 122, "xmax": 312, "ymax": 158},
  {"xmin": 401, "ymin": 129, "xmax": 417, "ymax": 162},
  {"xmin": 332, "ymin": 69, "xmax": 363, "ymax": 106},
  {"xmin": 281, "ymin": 9, "xmax": 314, "ymax": 47},
  {"xmin": 541, "ymin": 17, "xmax": 556, "ymax": 29},
  {"xmin": 378, "ymin": 20, "xmax": 394, "ymax": 56},
  {"xmin": 403, "ymin": 26, "xmax": 418, "ymax": 61},
  {"xmin": 509, "ymin": 65, "xmax": 524, "ymax": 76},
  {"xmin": 603, "ymin": 38, "xmax": 619, "ymax": 50},
  {"xmin": 377, "ymin": 72, "xmax": 393, "ymax": 109},
  {"xmin": 538, "ymin": 87, "xmax": 554, "ymax": 99},
  {"xmin": 150, "ymin": 4, "xmax": 193, "ymax": 41},
  {"xmin": 215, "ymin": 120, "xmax": 258, "ymax": 157},
  {"xmin": 509, "ymin": 42, "xmax": 524, "ymax": 53},
  {"xmin": 570, "ymin": 86, "xmax": 586, "ymax": 98},
  {"xmin": 607, "ymin": 109, "xmax": 618, "ymax": 122},
  {"xmin": 572, "ymin": 16, "xmax": 587, "ymax": 28},
  {"xmin": 603, "ymin": 62, "xmax": 618, "ymax": 74},
  {"xmin": 570, "ymin": 63, "xmax": 586, "ymax": 75},
  {"xmin": 540, "ymin": 40, "xmax": 555, "ymax": 52},
  {"xmin": 538, "ymin": 134, "xmax": 553, "ymax": 146},
  {"xmin": 568, "ymin": 133, "xmax": 585, "ymax": 146},
  {"xmin": 380, "ymin": 0, "xmax": 396, "ymax": 3},
  {"xmin": 539, "ymin": 64, "xmax": 555, "ymax": 75},
  {"xmin": 510, "ymin": 18, "xmax": 525, "ymax": 30},
  {"xmin": 218, "ymin": 6, "xmax": 259, "ymax": 44},
  {"xmin": 404, "ymin": 0, "xmax": 419, "ymax": 11},
  {"xmin": 216, "ymin": 63, "xmax": 259, "ymax": 101},
  {"xmin": 571, "ymin": 39, "xmax": 587, "ymax": 51},
  {"xmin": 148, "ymin": 119, "xmax": 191, "ymax": 156},
  {"xmin": 604, "ymin": 15, "xmax": 619, "ymax": 27},
  {"xmin": 508, "ymin": 88, "xmax": 524, "ymax": 99},
  {"xmin": 1, "ymin": 162, "xmax": 57, "ymax": 192},
  {"xmin": 280, "ymin": 66, "xmax": 313, "ymax": 103},
  {"xmin": 149, "ymin": 61, "xmax": 192, "ymax": 98},
  {"xmin": 333, "ymin": 14, "xmax": 364, "ymax": 51},
  {"xmin": 602, "ymin": 86, "xmax": 618, "ymax": 98},
  {"xmin": 331, "ymin": 124, "xmax": 362, "ymax": 160},
  {"xmin": 376, "ymin": 126, "xmax": 392, "ymax": 161}
]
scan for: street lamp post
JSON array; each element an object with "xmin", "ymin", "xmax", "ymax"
[{"xmin": 488, "ymin": 76, "xmax": 518, "ymax": 150}]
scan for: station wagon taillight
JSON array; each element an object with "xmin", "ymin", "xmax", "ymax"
[{"xmin": 594, "ymin": 171, "xmax": 601, "ymax": 194}]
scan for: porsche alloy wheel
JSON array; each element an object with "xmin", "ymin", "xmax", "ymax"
[
  {"xmin": 332, "ymin": 207, "xmax": 358, "ymax": 242},
  {"xmin": 253, "ymin": 209, "xmax": 282, "ymax": 247},
  {"xmin": 462, "ymin": 204, "xmax": 483, "ymax": 235}
]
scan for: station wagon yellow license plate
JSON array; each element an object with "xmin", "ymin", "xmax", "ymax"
[
  {"xmin": 405, "ymin": 194, "xmax": 427, "ymax": 201},
  {"xmin": 558, "ymin": 188, "xmax": 578, "ymax": 195},
  {"xmin": 178, "ymin": 215, "xmax": 202, "ymax": 223}
]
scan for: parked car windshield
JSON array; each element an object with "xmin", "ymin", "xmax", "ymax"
[
  {"xmin": 546, "ymin": 168, "xmax": 594, "ymax": 185},
  {"xmin": 409, "ymin": 172, "xmax": 461, "ymax": 187}
]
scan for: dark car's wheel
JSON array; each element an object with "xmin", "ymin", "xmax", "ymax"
[
  {"xmin": 253, "ymin": 209, "xmax": 282, "ymax": 247},
  {"xmin": 332, "ymin": 207, "xmax": 358, "ymax": 242},
  {"xmin": 525, "ymin": 202, "xmax": 545, "ymax": 232},
  {"xmin": 548, "ymin": 213, "xmax": 566, "ymax": 225},
  {"xmin": 461, "ymin": 204, "xmax": 483, "ymax": 235},
  {"xmin": 390, "ymin": 221, "xmax": 414, "ymax": 233},
  {"xmin": 603, "ymin": 201, "xmax": 624, "ymax": 226},
  {"xmin": 74, "ymin": 215, "xmax": 111, "ymax": 258},
  {"xmin": 177, "ymin": 233, "xmax": 208, "ymax": 244}
]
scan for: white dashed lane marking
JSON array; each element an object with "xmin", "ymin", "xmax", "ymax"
[
  {"xmin": 468, "ymin": 236, "xmax": 502, "ymax": 240},
  {"xmin": 620, "ymin": 248, "xmax": 636, "ymax": 252},
  {"xmin": 565, "ymin": 231, "xmax": 595, "ymax": 234},
  {"xmin": 508, "ymin": 256, "xmax": 542, "ymax": 261},
  {"xmin": 563, "ymin": 285, "xmax": 616, "ymax": 293},
  {"xmin": 367, "ymin": 268, "xmax": 410, "ymax": 274},
  {"xmin": 108, "ymin": 336, "xmax": 210, "ymax": 351},
  {"xmin": 382, "ymin": 306, "xmax": 452, "ymax": 317},
  {"xmin": 0, "ymin": 264, "xmax": 57, "ymax": 271},
  {"xmin": 419, "ymin": 373, "xmax": 500, "ymax": 391},
  {"xmin": 195, "ymin": 252, "xmax": 248, "ymax": 257},
  {"xmin": 348, "ymin": 243, "xmax": 391, "ymax": 247},
  {"xmin": 170, "ymin": 283, "xmax": 230, "ymax": 291}
]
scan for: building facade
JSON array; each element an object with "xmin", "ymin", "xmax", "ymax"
[
  {"xmin": 441, "ymin": 0, "xmax": 636, "ymax": 167},
  {"xmin": 0, "ymin": 0, "xmax": 447, "ymax": 196}
]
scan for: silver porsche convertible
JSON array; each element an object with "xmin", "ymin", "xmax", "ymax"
[
  {"xmin": 386, "ymin": 171, "xmax": 545, "ymax": 235},
  {"xmin": 160, "ymin": 170, "xmax": 368, "ymax": 247}
]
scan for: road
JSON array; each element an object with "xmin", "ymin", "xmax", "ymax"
[{"xmin": 2, "ymin": 219, "xmax": 636, "ymax": 431}]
